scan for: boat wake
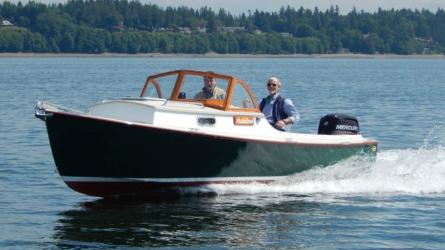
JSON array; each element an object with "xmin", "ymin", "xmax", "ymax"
[
  {"xmin": 182, "ymin": 133, "xmax": 445, "ymax": 196},
  {"xmin": 203, "ymin": 126, "xmax": 445, "ymax": 196},
  {"xmin": 281, "ymin": 146, "xmax": 445, "ymax": 195}
]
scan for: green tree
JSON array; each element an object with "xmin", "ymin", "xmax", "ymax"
[
  {"xmin": 239, "ymin": 33, "xmax": 256, "ymax": 53},
  {"xmin": 1, "ymin": 1, "xmax": 444, "ymax": 54},
  {"xmin": 0, "ymin": 28, "xmax": 24, "ymax": 52}
]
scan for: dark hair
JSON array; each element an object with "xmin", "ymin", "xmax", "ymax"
[{"xmin": 204, "ymin": 71, "xmax": 215, "ymax": 80}]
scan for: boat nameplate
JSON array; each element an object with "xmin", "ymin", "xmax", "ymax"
[{"xmin": 233, "ymin": 116, "xmax": 255, "ymax": 126}]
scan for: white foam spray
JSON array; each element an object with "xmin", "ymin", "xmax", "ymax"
[{"xmin": 190, "ymin": 126, "xmax": 445, "ymax": 196}]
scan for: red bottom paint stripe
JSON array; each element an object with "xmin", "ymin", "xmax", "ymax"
[{"xmin": 65, "ymin": 179, "xmax": 276, "ymax": 197}]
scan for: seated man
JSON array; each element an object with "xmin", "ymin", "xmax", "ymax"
[
  {"xmin": 260, "ymin": 77, "xmax": 300, "ymax": 131},
  {"xmin": 194, "ymin": 75, "xmax": 225, "ymax": 100}
]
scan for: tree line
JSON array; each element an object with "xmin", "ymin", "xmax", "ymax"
[{"xmin": 0, "ymin": 0, "xmax": 444, "ymax": 54}]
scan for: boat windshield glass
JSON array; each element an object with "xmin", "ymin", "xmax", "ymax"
[
  {"xmin": 230, "ymin": 82, "xmax": 256, "ymax": 109},
  {"xmin": 143, "ymin": 74, "xmax": 177, "ymax": 99},
  {"xmin": 177, "ymin": 75, "xmax": 229, "ymax": 101}
]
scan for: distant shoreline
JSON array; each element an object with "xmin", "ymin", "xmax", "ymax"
[{"xmin": 0, "ymin": 52, "xmax": 444, "ymax": 59}]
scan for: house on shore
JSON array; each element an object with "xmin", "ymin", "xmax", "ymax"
[{"xmin": 1, "ymin": 19, "xmax": 13, "ymax": 26}]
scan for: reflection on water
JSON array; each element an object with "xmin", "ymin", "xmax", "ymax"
[{"xmin": 53, "ymin": 195, "xmax": 320, "ymax": 248}]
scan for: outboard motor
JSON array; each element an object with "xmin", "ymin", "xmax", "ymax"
[{"xmin": 318, "ymin": 113, "xmax": 359, "ymax": 135}]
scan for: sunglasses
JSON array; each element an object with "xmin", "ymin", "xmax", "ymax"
[{"xmin": 267, "ymin": 83, "xmax": 277, "ymax": 87}]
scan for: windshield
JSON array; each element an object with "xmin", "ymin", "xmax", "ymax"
[
  {"xmin": 230, "ymin": 81, "xmax": 256, "ymax": 110},
  {"xmin": 177, "ymin": 74, "xmax": 229, "ymax": 101},
  {"xmin": 141, "ymin": 74, "xmax": 177, "ymax": 99},
  {"xmin": 140, "ymin": 70, "xmax": 258, "ymax": 112}
]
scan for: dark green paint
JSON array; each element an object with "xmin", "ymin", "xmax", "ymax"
[{"xmin": 45, "ymin": 113, "xmax": 376, "ymax": 179}]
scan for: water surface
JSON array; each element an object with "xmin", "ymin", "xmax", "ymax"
[{"xmin": 1, "ymin": 57, "xmax": 444, "ymax": 249}]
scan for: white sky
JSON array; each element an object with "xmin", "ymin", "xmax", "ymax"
[
  {"xmin": 5, "ymin": 0, "xmax": 445, "ymax": 14},
  {"xmin": 142, "ymin": 0, "xmax": 444, "ymax": 14}
]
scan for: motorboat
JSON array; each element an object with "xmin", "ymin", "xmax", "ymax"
[{"xmin": 35, "ymin": 69, "xmax": 378, "ymax": 198}]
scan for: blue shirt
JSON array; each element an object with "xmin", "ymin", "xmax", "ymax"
[{"xmin": 262, "ymin": 93, "xmax": 300, "ymax": 128}]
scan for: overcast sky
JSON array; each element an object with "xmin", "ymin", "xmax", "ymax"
[
  {"xmin": 150, "ymin": 0, "xmax": 445, "ymax": 14},
  {"xmin": 6, "ymin": 0, "xmax": 445, "ymax": 14}
]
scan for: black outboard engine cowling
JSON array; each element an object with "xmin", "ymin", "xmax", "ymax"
[{"xmin": 318, "ymin": 113, "xmax": 359, "ymax": 135}]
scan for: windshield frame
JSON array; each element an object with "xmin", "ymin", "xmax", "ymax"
[{"xmin": 140, "ymin": 69, "xmax": 259, "ymax": 112}]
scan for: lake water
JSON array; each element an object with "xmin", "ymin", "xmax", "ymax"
[{"xmin": 1, "ymin": 56, "xmax": 445, "ymax": 249}]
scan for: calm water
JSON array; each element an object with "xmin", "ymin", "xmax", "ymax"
[{"xmin": 1, "ymin": 56, "xmax": 445, "ymax": 249}]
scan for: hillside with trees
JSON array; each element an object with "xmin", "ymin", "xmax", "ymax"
[{"xmin": 0, "ymin": 0, "xmax": 444, "ymax": 54}]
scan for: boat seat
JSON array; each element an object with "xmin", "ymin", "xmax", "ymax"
[{"xmin": 178, "ymin": 92, "xmax": 186, "ymax": 99}]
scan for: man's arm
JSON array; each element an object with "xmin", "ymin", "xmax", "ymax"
[{"xmin": 282, "ymin": 99, "xmax": 300, "ymax": 124}]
